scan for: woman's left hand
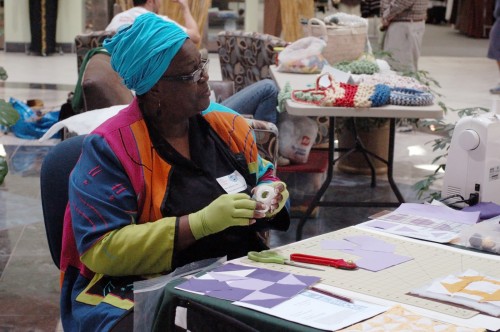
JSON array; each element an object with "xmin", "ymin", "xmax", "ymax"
[{"xmin": 252, "ymin": 181, "xmax": 289, "ymax": 218}]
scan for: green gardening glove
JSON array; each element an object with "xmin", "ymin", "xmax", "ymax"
[{"xmin": 188, "ymin": 193, "xmax": 257, "ymax": 240}]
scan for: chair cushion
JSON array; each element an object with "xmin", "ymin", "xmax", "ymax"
[
  {"xmin": 75, "ymin": 30, "xmax": 115, "ymax": 72},
  {"xmin": 81, "ymin": 53, "xmax": 133, "ymax": 112},
  {"xmin": 217, "ymin": 30, "xmax": 288, "ymax": 92}
]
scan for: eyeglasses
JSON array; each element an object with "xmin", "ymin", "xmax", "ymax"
[{"xmin": 160, "ymin": 59, "xmax": 209, "ymax": 83}]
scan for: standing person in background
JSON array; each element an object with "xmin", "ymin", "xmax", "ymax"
[
  {"xmin": 380, "ymin": 0, "xmax": 429, "ymax": 72},
  {"xmin": 488, "ymin": 0, "xmax": 500, "ymax": 94},
  {"xmin": 106, "ymin": 0, "xmax": 201, "ymax": 45},
  {"xmin": 338, "ymin": 0, "xmax": 362, "ymax": 16},
  {"xmin": 29, "ymin": 0, "xmax": 58, "ymax": 55}
]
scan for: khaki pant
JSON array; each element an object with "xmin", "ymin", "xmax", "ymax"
[
  {"xmin": 337, "ymin": 3, "xmax": 361, "ymax": 16},
  {"xmin": 383, "ymin": 21, "xmax": 425, "ymax": 72}
]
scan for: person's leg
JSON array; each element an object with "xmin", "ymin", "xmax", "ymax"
[
  {"xmin": 383, "ymin": 22, "xmax": 417, "ymax": 72},
  {"xmin": 409, "ymin": 21, "xmax": 425, "ymax": 72},
  {"xmin": 221, "ymin": 79, "xmax": 279, "ymax": 124},
  {"xmin": 491, "ymin": 60, "xmax": 500, "ymax": 94},
  {"xmin": 487, "ymin": 19, "xmax": 500, "ymax": 94}
]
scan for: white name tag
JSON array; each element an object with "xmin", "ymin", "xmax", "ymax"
[{"xmin": 216, "ymin": 170, "xmax": 248, "ymax": 194}]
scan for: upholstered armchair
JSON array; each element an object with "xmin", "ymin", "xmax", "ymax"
[
  {"xmin": 74, "ymin": 30, "xmax": 115, "ymax": 72},
  {"xmin": 217, "ymin": 30, "xmax": 288, "ymax": 93}
]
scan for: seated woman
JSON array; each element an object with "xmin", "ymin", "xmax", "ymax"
[{"xmin": 59, "ymin": 13, "xmax": 290, "ymax": 331}]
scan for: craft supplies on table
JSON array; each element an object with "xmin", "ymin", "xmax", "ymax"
[
  {"xmin": 290, "ymin": 253, "xmax": 357, "ymax": 270},
  {"xmin": 410, "ymin": 269, "xmax": 500, "ymax": 317},
  {"xmin": 248, "ymin": 250, "xmax": 324, "ymax": 271},
  {"xmin": 239, "ymin": 226, "xmax": 500, "ymax": 320},
  {"xmin": 175, "ymin": 262, "xmax": 320, "ymax": 308},
  {"xmin": 360, "ymin": 202, "xmax": 481, "ymax": 243}
]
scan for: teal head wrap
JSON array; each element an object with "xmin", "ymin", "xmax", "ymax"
[{"xmin": 103, "ymin": 13, "xmax": 189, "ymax": 95}]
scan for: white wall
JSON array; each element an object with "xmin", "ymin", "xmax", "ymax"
[
  {"xmin": 57, "ymin": 1, "xmax": 85, "ymax": 43},
  {"xmin": 244, "ymin": 0, "xmax": 259, "ymax": 32},
  {"xmin": 4, "ymin": 0, "xmax": 85, "ymax": 44},
  {"xmin": 4, "ymin": 0, "xmax": 30, "ymax": 43}
]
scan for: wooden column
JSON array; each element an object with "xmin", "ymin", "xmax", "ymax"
[
  {"xmin": 264, "ymin": 0, "xmax": 282, "ymax": 37},
  {"xmin": 161, "ymin": 0, "xmax": 212, "ymax": 48},
  {"xmin": 279, "ymin": 0, "xmax": 315, "ymax": 42}
]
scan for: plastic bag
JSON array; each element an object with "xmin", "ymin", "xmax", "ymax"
[
  {"xmin": 9, "ymin": 97, "xmax": 60, "ymax": 139},
  {"xmin": 277, "ymin": 37, "xmax": 326, "ymax": 74},
  {"xmin": 133, "ymin": 257, "xmax": 226, "ymax": 332},
  {"xmin": 278, "ymin": 112, "xmax": 318, "ymax": 164},
  {"xmin": 457, "ymin": 217, "xmax": 500, "ymax": 254}
]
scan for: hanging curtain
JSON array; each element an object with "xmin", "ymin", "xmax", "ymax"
[
  {"xmin": 279, "ymin": 0, "xmax": 314, "ymax": 42},
  {"xmin": 29, "ymin": 0, "xmax": 58, "ymax": 56},
  {"xmin": 161, "ymin": 0, "xmax": 212, "ymax": 48}
]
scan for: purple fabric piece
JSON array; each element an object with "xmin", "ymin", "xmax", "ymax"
[
  {"xmin": 395, "ymin": 203, "xmax": 479, "ymax": 224},
  {"xmin": 350, "ymin": 250, "xmax": 413, "ymax": 272},
  {"xmin": 228, "ymin": 279, "xmax": 274, "ymax": 290},
  {"xmin": 247, "ymin": 268, "xmax": 290, "ymax": 282},
  {"xmin": 261, "ymin": 283, "xmax": 306, "ymax": 297},
  {"xmin": 178, "ymin": 279, "xmax": 230, "ymax": 293},
  {"xmin": 294, "ymin": 275, "xmax": 321, "ymax": 286},
  {"xmin": 344, "ymin": 235, "xmax": 395, "ymax": 252},
  {"xmin": 208, "ymin": 288, "xmax": 254, "ymax": 302},
  {"xmin": 242, "ymin": 297, "xmax": 289, "ymax": 308},
  {"xmin": 214, "ymin": 263, "xmax": 257, "ymax": 273},
  {"xmin": 462, "ymin": 202, "xmax": 500, "ymax": 220}
]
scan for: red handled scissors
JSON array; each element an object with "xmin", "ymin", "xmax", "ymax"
[{"xmin": 290, "ymin": 253, "xmax": 357, "ymax": 270}]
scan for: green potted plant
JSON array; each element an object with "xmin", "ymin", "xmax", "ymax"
[{"xmin": 0, "ymin": 66, "xmax": 21, "ymax": 185}]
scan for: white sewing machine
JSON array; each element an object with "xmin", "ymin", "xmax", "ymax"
[{"xmin": 442, "ymin": 104, "xmax": 500, "ymax": 206}]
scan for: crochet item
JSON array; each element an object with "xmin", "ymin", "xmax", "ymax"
[
  {"xmin": 390, "ymin": 87, "xmax": 434, "ymax": 106},
  {"xmin": 356, "ymin": 73, "xmax": 430, "ymax": 91},
  {"xmin": 291, "ymin": 73, "xmax": 391, "ymax": 108},
  {"xmin": 334, "ymin": 59, "xmax": 380, "ymax": 75}
]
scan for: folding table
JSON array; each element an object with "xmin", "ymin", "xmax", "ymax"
[{"xmin": 270, "ymin": 66, "xmax": 443, "ymax": 240}]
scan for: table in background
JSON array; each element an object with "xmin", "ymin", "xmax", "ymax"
[{"xmin": 270, "ymin": 66, "xmax": 443, "ymax": 240}]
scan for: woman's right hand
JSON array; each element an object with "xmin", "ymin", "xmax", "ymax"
[{"xmin": 188, "ymin": 193, "xmax": 265, "ymax": 240}]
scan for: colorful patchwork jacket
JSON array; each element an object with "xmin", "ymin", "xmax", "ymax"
[{"xmin": 59, "ymin": 99, "xmax": 289, "ymax": 331}]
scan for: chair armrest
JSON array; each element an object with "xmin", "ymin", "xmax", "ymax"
[
  {"xmin": 81, "ymin": 53, "xmax": 133, "ymax": 112},
  {"xmin": 245, "ymin": 118, "xmax": 279, "ymax": 169}
]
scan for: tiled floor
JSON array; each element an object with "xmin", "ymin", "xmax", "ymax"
[{"xmin": 0, "ymin": 22, "xmax": 497, "ymax": 331}]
